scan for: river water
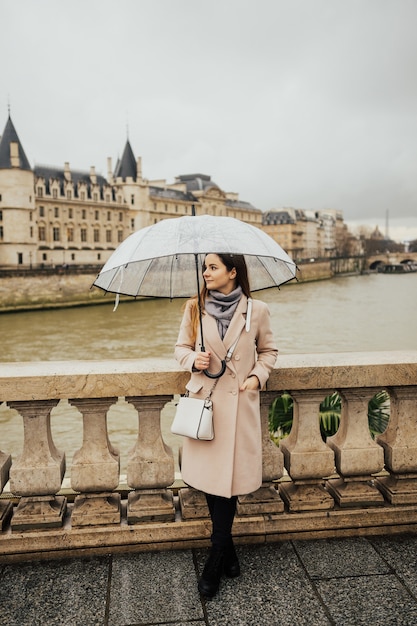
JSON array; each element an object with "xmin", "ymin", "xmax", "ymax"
[{"xmin": 1, "ymin": 272, "xmax": 416, "ymax": 476}]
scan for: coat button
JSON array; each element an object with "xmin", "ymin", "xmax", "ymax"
[
  {"xmin": 235, "ymin": 355, "xmax": 240, "ymax": 361},
  {"xmin": 232, "ymin": 390, "xmax": 237, "ymax": 395}
]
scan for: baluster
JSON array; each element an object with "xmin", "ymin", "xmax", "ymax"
[
  {"xmin": 8, "ymin": 400, "xmax": 66, "ymax": 530},
  {"xmin": 69, "ymin": 397, "xmax": 121, "ymax": 526},
  {"xmin": 0, "ymin": 446, "xmax": 12, "ymax": 529},
  {"xmin": 237, "ymin": 391, "xmax": 285, "ymax": 516},
  {"xmin": 377, "ymin": 386, "xmax": 417, "ymax": 503},
  {"xmin": 126, "ymin": 395, "xmax": 175, "ymax": 523},
  {"xmin": 326, "ymin": 388, "xmax": 385, "ymax": 506},
  {"xmin": 279, "ymin": 390, "xmax": 335, "ymax": 511}
]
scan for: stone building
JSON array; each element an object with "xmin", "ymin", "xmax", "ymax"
[
  {"xmin": 0, "ymin": 114, "xmax": 262, "ymax": 269},
  {"xmin": 262, "ymin": 207, "xmax": 349, "ymax": 262}
]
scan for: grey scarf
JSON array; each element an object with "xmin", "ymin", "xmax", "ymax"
[{"xmin": 205, "ymin": 286, "xmax": 243, "ymax": 339}]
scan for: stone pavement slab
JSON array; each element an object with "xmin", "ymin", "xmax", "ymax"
[
  {"xmin": 0, "ymin": 555, "xmax": 110, "ymax": 626},
  {"xmin": 1, "ymin": 535, "xmax": 417, "ymax": 625}
]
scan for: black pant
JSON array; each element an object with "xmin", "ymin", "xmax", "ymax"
[{"xmin": 205, "ymin": 493, "xmax": 237, "ymax": 548}]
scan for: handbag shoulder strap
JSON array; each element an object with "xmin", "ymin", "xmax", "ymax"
[
  {"xmin": 225, "ymin": 306, "xmax": 251, "ymax": 362},
  {"xmin": 225, "ymin": 337, "xmax": 239, "ymax": 362}
]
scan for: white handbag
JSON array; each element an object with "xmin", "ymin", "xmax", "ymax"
[
  {"xmin": 171, "ymin": 394, "xmax": 214, "ymax": 440},
  {"xmin": 171, "ymin": 333, "xmax": 242, "ymax": 441}
]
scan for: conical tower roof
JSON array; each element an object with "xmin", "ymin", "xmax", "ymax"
[
  {"xmin": 0, "ymin": 115, "xmax": 31, "ymax": 170},
  {"xmin": 113, "ymin": 140, "xmax": 136, "ymax": 180}
]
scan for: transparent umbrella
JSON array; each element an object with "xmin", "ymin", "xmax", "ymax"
[{"xmin": 93, "ymin": 214, "xmax": 297, "ymax": 376}]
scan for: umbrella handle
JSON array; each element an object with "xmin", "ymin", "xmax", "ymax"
[{"xmin": 203, "ymin": 360, "xmax": 226, "ymax": 379}]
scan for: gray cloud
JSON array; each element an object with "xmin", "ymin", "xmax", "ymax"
[{"xmin": 1, "ymin": 0, "xmax": 416, "ymax": 233}]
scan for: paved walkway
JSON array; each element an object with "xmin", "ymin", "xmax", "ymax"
[{"xmin": 1, "ymin": 533, "xmax": 417, "ymax": 625}]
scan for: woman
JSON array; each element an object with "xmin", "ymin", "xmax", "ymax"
[{"xmin": 174, "ymin": 253, "xmax": 278, "ymax": 598}]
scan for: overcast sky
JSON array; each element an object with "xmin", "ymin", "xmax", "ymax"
[{"xmin": 1, "ymin": 0, "xmax": 416, "ymax": 241}]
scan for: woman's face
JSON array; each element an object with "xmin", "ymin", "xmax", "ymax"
[{"xmin": 203, "ymin": 254, "xmax": 237, "ymax": 294}]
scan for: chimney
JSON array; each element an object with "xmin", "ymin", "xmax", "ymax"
[
  {"xmin": 107, "ymin": 157, "xmax": 113, "ymax": 183},
  {"xmin": 64, "ymin": 162, "xmax": 71, "ymax": 181},
  {"xmin": 136, "ymin": 156, "xmax": 142, "ymax": 181},
  {"xmin": 90, "ymin": 166, "xmax": 97, "ymax": 184}
]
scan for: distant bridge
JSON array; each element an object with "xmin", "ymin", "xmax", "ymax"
[{"xmin": 366, "ymin": 252, "xmax": 417, "ymax": 270}]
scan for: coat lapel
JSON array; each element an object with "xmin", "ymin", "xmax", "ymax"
[
  {"xmin": 223, "ymin": 296, "xmax": 248, "ymax": 351},
  {"xmin": 201, "ymin": 312, "xmax": 224, "ymax": 357}
]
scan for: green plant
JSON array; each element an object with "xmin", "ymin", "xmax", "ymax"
[{"xmin": 269, "ymin": 390, "xmax": 390, "ymax": 443}]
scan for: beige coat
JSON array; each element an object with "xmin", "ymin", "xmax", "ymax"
[{"xmin": 174, "ymin": 295, "xmax": 278, "ymax": 498}]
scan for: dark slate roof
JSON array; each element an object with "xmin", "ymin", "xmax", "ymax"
[
  {"xmin": 149, "ymin": 185, "xmax": 195, "ymax": 201},
  {"xmin": 34, "ymin": 165, "xmax": 108, "ymax": 186},
  {"xmin": 0, "ymin": 115, "xmax": 31, "ymax": 170},
  {"xmin": 263, "ymin": 210, "xmax": 295, "ymax": 225},
  {"xmin": 113, "ymin": 140, "xmax": 137, "ymax": 180},
  {"xmin": 226, "ymin": 199, "xmax": 260, "ymax": 213},
  {"xmin": 34, "ymin": 165, "xmax": 109, "ymax": 198},
  {"xmin": 176, "ymin": 173, "xmax": 220, "ymax": 192}
]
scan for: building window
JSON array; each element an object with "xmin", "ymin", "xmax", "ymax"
[
  {"xmin": 106, "ymin": 230, "xmax": 112, "ymax": 243},
  {"xmin": 39, "ymin": 206, "xmax": 45, "ymax": 217},
  {"xmin": 53, "ymin": 189, "xmax": 58, "ymax": 199},
  {"xmin": 175, "ymin": 205, "xmax": 178, "ymax": 213},
  {"xmin": 80, "ymin": 191, "xmax": 85, "ymax": 201},
  {"xmin": 67, "ymin": 228, "xmax": 74, "ymax": 242},
  {"xmin": 119, "ymin": 212, "xmax": 123, "ymax": 222},
  {"xmin": 97, "ymin": 253, "xmax": 101, "ymax": 261},
  {"xmin": 93, "ymin": 193, "xmax": 98, "ymax": 202},
  {"xmin": 67, "ymin": 190, "xmax": 72, "ymax": 200},
  {"xmin": 17, "ymin": 253, "xmax": 23, "ymax": 265},
  {"xmin": 93, "ymin": 228, "xmax": 100, "ymax": 242},
  {"xmin": 68, "ymin": 208, "xmax": 73, "ymax": 218},
  {"xmin": 0, "ymin": 210, "xmax": 2, "ymax": 220},
  {"xmin": 82, "ymin": 209, "xmax": 86, "ymax": 219},
  {"xmin": 165, "ymin": 204, "xmax": 168, "ymax": 212},
  {"xmin": 38, "ymin": 226, "xmax": 46, "ymax": 240},
  {"xmin": 107, "ymin": 211, "xmax": 111, "ymax": 221},
  {"xmin": 81, "ymin": 228, "xmax": 87, "ymax": 242},
  {"xmin": 118, "ymin": 195, "xmax": 122, "ymax": 203},
  {"xmin": 95, "ymin": 210, "xmax": 99, "ymax": 220},
  {"xmin": 117, "ymin": 230, "xmax": 123, "ymax": 242},
  {"xmin": 53, "ymin": 227, "xmax": 60, "ymax": 241},
  {"xmin": 0, "ymin": 226, "xmax": 3, "ymax": 240},
  {"xmin": 131, "ymin": 195, "xmax": 134, "ymax": 205},
  {"xmin": 42, "ymin": 253, "xmax": 47, "ymax": 261},
  {"xmin": 106, "ymin": 194, "xmax": 110, "ymax": 202},
  {"xmin": 131, "ymin": 219, "xmax": 135, "ymax": 229},
  {"xmin": 37, "ymin": 187, "xmax": 43, "ymax": 197},
  {"xmin": 153, "ymin": 203, "xmax": 157, "ymax": 211},
  {"xmin": 71, "ymin": 253, "xmax": 75, "ymax": 261},
  {"xmin": 30, "ymin": 226, "xmax": 33, "ymax": 237},
  {"xmin": 54, "ymin": 207, "xmax": 59, "ymax": 218}
]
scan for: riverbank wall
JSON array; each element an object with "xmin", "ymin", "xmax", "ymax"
[{"xmin": 0, "ymin": 258, "xmax": 361, "ymax": 313}]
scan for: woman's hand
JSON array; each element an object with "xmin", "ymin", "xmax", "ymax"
[
  {"xmin": 240, "ymin": 375, "xmax": 260, "ymax": 391},
  {"xmin": 194, "ymin": 351, "xmax": 211, "ymax": 371}
]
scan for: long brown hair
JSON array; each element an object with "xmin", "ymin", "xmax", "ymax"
[{"xmin": 189, "ymin": 254, "xmax": 251, "ymax": 344}]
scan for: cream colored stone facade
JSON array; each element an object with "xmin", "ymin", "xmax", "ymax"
[
  {"xmin": 0, "ymin": 114, "xmax": 351, "ymax": 269},
  {"xmin": 0, "ymin": 116, "xmax": 264, "ymax": 269}
]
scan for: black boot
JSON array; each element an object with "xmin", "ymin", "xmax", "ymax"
[
  {"xmin": 198, "ymin": 546, "xmax": 224, "ymax": 598},
  {"xmin": 223, "ymin": 540, "xmax": 240, "ymax": 578}
]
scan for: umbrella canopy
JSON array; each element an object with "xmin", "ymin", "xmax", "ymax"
[{"xmin": 93, "ymin": 214, "xmax": 297, "ymax": 298}]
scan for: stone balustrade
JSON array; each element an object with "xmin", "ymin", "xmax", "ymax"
[{"xmin": 0, "ymin": 351, "xmax": 416, "ymax": 562}]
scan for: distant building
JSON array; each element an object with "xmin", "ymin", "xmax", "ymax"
[
  {"xmin": 263, "ymin": 207, "xmax": 351, "ymax": 261},
  {"xmin": 0, "ymin": 114, "xmax": 262, "ymax": 268}
]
